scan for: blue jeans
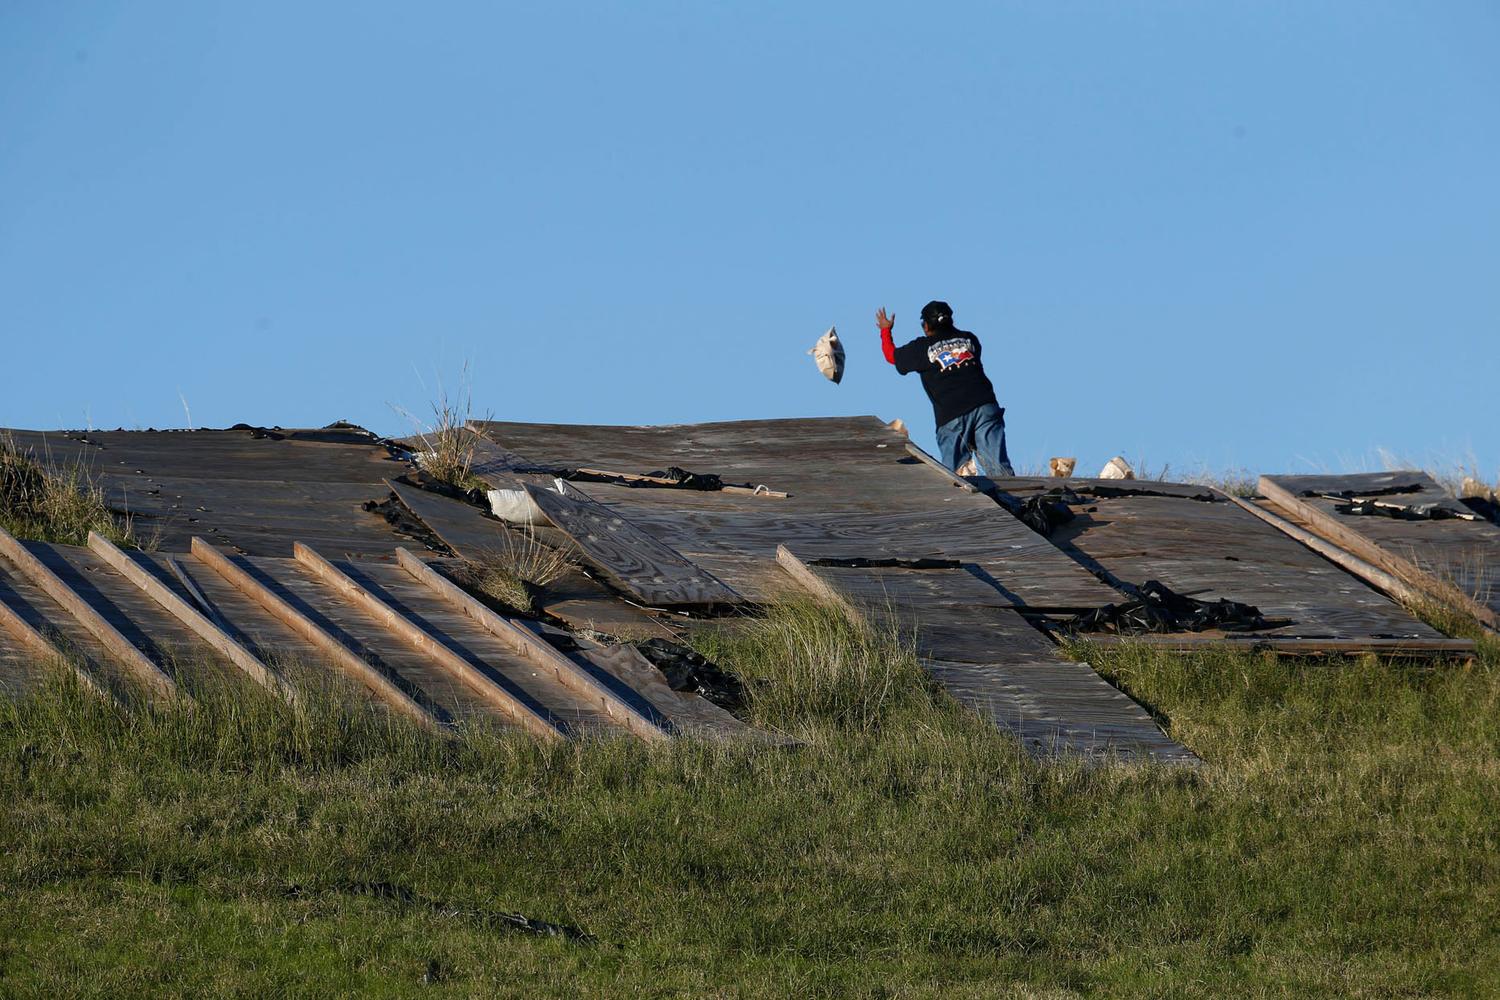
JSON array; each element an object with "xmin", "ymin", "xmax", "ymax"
[{"xmin": 936, "ymin": 402, "xmax": 1014, "ymax": 477}]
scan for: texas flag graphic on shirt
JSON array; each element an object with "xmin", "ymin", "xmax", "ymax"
[{"xmin": 928, "ymin": 337, "xmax": 977, "ymax": 372}]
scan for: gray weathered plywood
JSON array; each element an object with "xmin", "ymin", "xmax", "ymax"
[
  {"xmin": 2, "ymin": 426, "xmax": 414, "ymax": 558},
  {"xmin": 777, "ymin": 549, "xmax": 1195, "ymax": 763},
  {"xmin": 923, "ymin": 659, "xmax": 1197, "ymax": 764},
  {"xmin": 524, "ymin": 484, "xmax": 743, "ymax": 608},
  {"xmin": 1261, "ymin": 472, "xmax": 1500, "ymax": 631},
  {"xmin": 386, "ymin": 481, "xmax": 678, "ymax": 639}
]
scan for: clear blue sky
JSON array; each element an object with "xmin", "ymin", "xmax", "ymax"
[{"xmin": 3, "ymin": 2, "xmax": 1496, "ymax": 479}]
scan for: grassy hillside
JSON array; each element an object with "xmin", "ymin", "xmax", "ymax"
[{"xmin": 1, "ymin": 604, "xmax": 1496, "ymax": 997}]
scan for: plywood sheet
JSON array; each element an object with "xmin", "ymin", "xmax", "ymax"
[
  {"xmin": 2, "ymin": 427, "xmax": 415, "ymax": 558},
  {"xmin": 993, "ymin": 481, "xmax": 1454, "ymax": 644},
  {"xmin": 1262, "ymin": 472, "xmax": 1500, "ymax": 630}
]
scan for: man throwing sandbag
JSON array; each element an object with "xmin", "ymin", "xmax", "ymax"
[{"xmin": 877, "ymin": 300, "xmax": 1014, "ymax": 477}]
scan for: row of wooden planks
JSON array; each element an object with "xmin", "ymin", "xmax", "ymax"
[{"xmin": 0, "ymin": 523, "xmax": 749, "ymax": 742}]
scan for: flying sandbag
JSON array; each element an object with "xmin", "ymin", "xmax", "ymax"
[{"xmin": 808, "ymin": 326, "xmax": 845, "ymax": 384}]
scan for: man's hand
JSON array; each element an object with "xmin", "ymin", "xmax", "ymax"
[{"xmin": 875, "ymin": 307, "xmax": 895, "ymax": 332}]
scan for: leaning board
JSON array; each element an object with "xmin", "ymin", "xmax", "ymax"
[{"xmin": 1260, "ymin": 471, "xmax": 1500, "ymax": 631}]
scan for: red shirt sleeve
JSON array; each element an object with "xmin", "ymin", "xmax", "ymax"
[{"xmin": 880, "ymin": 327, "xmax": 896, "ymax": 365}]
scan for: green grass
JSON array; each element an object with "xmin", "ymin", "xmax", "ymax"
[
  {"xmin": 0, "ymin": 435, "xmax": 140, "ymax": 548},
  {"xmin": 1, "ymin": 603, "xmax": 1497, "ymax": 997}
]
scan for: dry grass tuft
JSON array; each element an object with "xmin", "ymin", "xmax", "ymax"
[
  {"xmin": 0, "ymin": 434, "xmax": 138, "ymax": 548},
  {"xmin": 458, "ymin": 530, "xmax": 574, "ymax": 615},
  {"xmin": 393, "ymin": 368, "xmax": 490, "ymax": 492}
]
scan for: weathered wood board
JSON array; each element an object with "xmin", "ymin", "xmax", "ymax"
[
  {"xmin": 2, "ymin": 426, "xmax": 416, "ymax": 558},
  {"xmin": 1260, "ymin": 472, "xmax": 1500, "ymax": 631},
  {"xmin": 523, "ymin": 484, "xmax": 742, "ymax": 608},
  {"xmin": 987, "ymin": 477, "xmax": 1459, "ymax": 648},
  {"xmin": 473, "ymin": 418, "xmax": 1120, "ymax": 611},
  {"xmin": 385, "ymin": 480, "xmax": 679, "ymax": 639},
  {"xmin": 782, "ymin": 549, "xmax": 1196, "ymax": 764}
]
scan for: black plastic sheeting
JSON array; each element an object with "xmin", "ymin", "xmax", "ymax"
[
  {"xmin": 1300, "ymin": 483, "xmax": 1423, "ymax": 499},
  {"xmin": 1082, "ymin": 484, "xmax": 1217, "ymax": 502},
  {"xmin": 807, "ymin": 556, "xmax": 963, "ymax": 570},
  {"xmin": 995, "ymin": 488, "xmax": 1087, "ymax": 537},
  {"xmin": 1335, "ymin": 498, "xmax": 1478, "ymax": 522},
  {"xmin": 361, "ymin": 492, "xmax": 456, "ymax": 555},
  {"xmin": 632, "ymin": 638, "xmax": 745, "ymax": 709},
  {"xmin": 1061, "ymin": 580, "xmax": 1284, "ymax": 635},
  {"xmin": 563, "ymin": 466, "xmax": 734, "ymax": 492}
]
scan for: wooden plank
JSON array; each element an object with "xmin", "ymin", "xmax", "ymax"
[
  {"xmin": 294, "ymin": 542, "xmax": 562, "ymax": 740},
  {"xmin": 1215, "ymin": 491, "xmax": 1432, "ymax": 610},
  {"xmin": 86, "ymin": 531, "xmax": 294, "ymax": 703},
  {"xmin": 0, "ymin": 526, "xmax": 179, "ymax": 700},
  {"xmin": 1259, "ymin": 475, "xmax": 1500, "ymax": 632},
  {"xmin": 394, "ymin": 547, "xmax": 668, "ymax": 742},
  {"xmin": 904, "ymin": 442, "xmax": 979, "ymax": 492},
  {"xmin": 524, "ymin": 483, "xmax": 743, "ymax": 607},
  {"xmin": 923, "ymin": 659, "xmax": 1198, "ymax": 764},
  {"xmin": 576, "ymin": 643, "xmax": 776, "ymax": 743},
  {"xmin": 774, "ymin": 545, "xmax": 862, "ymax": 624},
  {"xmin": 1073, "ymin": 634, "xmax": 1475, "ymax": 656},
  {"xmin": 384, "ymin": 481, "xmax": 678, "ymax": 640},
  {"xmin": 0, "ymin": 584, "xmax": 118, "ymax": 703},
  {"xmin": 189, "ymin": 537, "xmax": 444, "ymax": 732},
  {"xmin": 472, "ymin": 417, "xmax": 1120, "ymax": 611}
]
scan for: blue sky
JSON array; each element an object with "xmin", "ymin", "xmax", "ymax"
[{"xmin": 2, "ymin": 2, "xmax": 1496, "ymax": 480}]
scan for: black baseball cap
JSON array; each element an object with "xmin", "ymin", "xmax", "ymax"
[{"xmin": 920, "ymin": 301, "xmax": 953, "ymax": 327}]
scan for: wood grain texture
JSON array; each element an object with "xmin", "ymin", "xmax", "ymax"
[
  {"xmin": 524, "ymin": 483, "xmax": 742, "ymax": 607},
  {"xmin": 1012, "ymin": 478, "xmax": 1454, "ymax": 644},
  {"xmin": 295, "ymin": 542, "xmax": 564, "ymax": 740},
  {"xmin": 0, "ymin": 578, "xmax": 117, "ymax": 703},
  {"xmin": 395, "ymin": 547, "xmax": 669, "ymax": 741},
  {"xmin": 775, "ymin": 543, "xmax": 1194, "ymax": 763},
  {"xmin": 1, "ymin": 426, "xmax": 414, "ymax": 558},
  {"xmin": 86, "ymin": 531, "xmax": 294, "ymax": 702},
  {"xmin": 922, "ymin": 659, "xmax": 1198, "ymax": 764},
  {"xmin": 0, "ymin": 526, "xmax": 179, "ymax": 700},
  {"xmin": 190, "ymin": 537, "xmax": 444, "ymax": 731},
  {"xmin": 1217, "ymin": 491, "xmax": 1431, "ymax": 610},
  {"xmin": 472, "ymin": 417, "xmax": 1119, "ymax": 611},
  {"xmin": 1261, "ymin": 473, "xmax": 1500, "ymax": 631}
]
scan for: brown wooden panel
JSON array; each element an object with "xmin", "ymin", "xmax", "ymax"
[{"xmin": 525, "ymin": 484, "xmax": 742, "ymax": 607}]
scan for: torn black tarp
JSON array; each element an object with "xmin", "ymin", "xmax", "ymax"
[
  {"xmin": 807, "ymin": 556, "xmax": 963, "ymax": 570},
  {"xmin": 1332, "ymin": 497, "xmax": 1481, "ymax": 522},
  {"xmin": 1301, "ymin": 482, "xmax": 1423, "ymax": 499},
  {"xmin": 632, "ymin": 638, "xmax": 745, "ymax": 709},
  {"xmin": 1061, "ymin": 580, "xmax": 1284, "ymax": 635},
  {"xmin": 642, "ymin": 467, "xmax": 724, "ymax": 491},
  {"xmin": 1080, "ymin": 484, "xmax": 1217, "ymax": 502},
  {"xmin": 995, "ymin": 488, "xmax": 1086, "ymax": 537},
  {"xmin": 557, "ymin": 466, "xmax": 738, "ymax": 492}
]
